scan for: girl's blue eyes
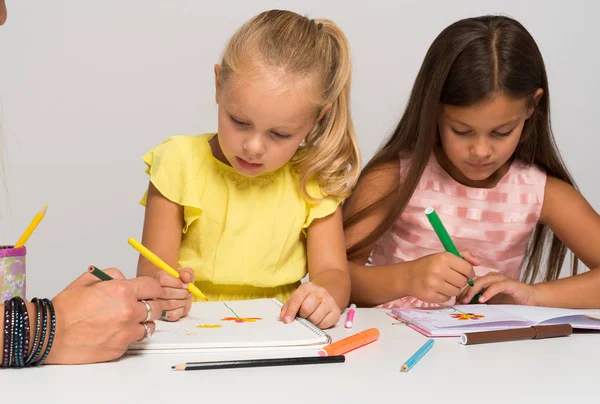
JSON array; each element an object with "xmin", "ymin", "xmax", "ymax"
[
  {"xmin": 451, "ymin": 127, "xmax": 515, "ymax": 137},
  {"xmin": 229, "ymin": 115, "xmax": 291, "ymax": 139}
]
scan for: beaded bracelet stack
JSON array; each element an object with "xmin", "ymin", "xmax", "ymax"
[{"xmin": 1, "ymin": 297, "xmax": 56, "ymax": 367}]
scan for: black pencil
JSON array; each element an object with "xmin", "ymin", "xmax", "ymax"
[
  {"xmin": 88, "ymin": 265, "xmax": 113, "ymax": 281},
  {"xmin": 172, "ymin": 355, "xmax": 345, "ymax": 371}
]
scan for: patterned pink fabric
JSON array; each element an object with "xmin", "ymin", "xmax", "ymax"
[{"xmin": 372, "ymin": 154, "xmax": 546, "ymax": 309}]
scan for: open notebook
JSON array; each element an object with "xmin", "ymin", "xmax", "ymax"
[
  {"xmin": 128, "ymin": 298, "xmax": 331, "ymax": 353},
  {"xmin": 391, "ymin": 304, "xmax": 600, "ymax": 337}
]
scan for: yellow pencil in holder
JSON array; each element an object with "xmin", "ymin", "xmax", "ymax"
[
  {"xmin": 127, "ymin": 237, "xmax": 208, "ymax": 301},
  {"xmin": 14, "ymin": 205, "xmax": 48, "ymax": 248}
]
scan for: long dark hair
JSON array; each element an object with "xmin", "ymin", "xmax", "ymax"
[{"xmin": 344, "ymin": 15, "xmax": 577, "ymax": 283}]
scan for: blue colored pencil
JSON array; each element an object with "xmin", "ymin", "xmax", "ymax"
[{"xmin": 400, "ymin": 339, "xmax": 434, "ymax": 372}]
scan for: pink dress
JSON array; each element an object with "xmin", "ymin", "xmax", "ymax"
[{"xmin": 371, "ymin": 154, "xmax": 546, "ymax": 309}]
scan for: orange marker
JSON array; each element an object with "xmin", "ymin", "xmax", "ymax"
[{"xmin": 318, "ymin": 328, "xmax": 380, "ymax": 356}]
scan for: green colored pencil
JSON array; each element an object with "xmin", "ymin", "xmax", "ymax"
[
  {"xmin": 88, "ymin": 265, "xmax": 113, "ymax": 281},
  {"xmin": 424, "ymin": 207, "xmax": 482, "ymax": 304}
]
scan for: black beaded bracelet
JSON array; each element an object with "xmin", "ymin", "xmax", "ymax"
[
  {"xmin": 30, "ymin": 297, "xmax": 47, "ymax": 365},
  {"xmin": 2, "ymin": 299, "xmax": 12, "ymax": 367},
  {"xmin": 1, "ymin": 297, "xmax": 56, "ymax": 367},
  {"xmin": 12, "ymin": 297, "xmax": 30, "ymax": 367},
  {"xmin": 8, "ymin": 299, "xmax": 15, "ymax": 367},
  {"xmin": 25, "ymin": 298, "xmax": 42, "ymax": 365},
  {"xmin": 36, "ymin": 299, "xmax": 55, "ymax": 365},
  {"xmin": 21, "ymin": 298, "xmax": 30, "ymax": 365},
  {"xmin": 12, "ymin": 298, "xmax": 24, "ymax": 367}
]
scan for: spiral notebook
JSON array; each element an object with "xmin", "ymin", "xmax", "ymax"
[{"xmin": 128, "ymin": 298, "xmax": 331, "ymax": 353}]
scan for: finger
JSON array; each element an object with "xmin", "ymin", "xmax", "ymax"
[
  {"xmin": 298, "ymin": 294, "xmax": 323, "ymax": 319},
  {"xmin": 317, "ymin": 310, "xmax": 340, "ymax": 329},
  {"xmin": 160, "ymin": 286, "xmax": 192, "ymax": 300},
  {"xmin": 182, "ymin": 296, "xmax": 193, "ymax": 316},
  {"xmin": 446, "ymin": 254, "xmax": 475, "ymax": 282},
  {"xmin": 282, "ymin": 286, "xmax": 311, "ymax": 323},
  {"xmin": 129, "ymin": 276, "xmax": 162, "ymax": 300},
  {"xmin": 102, "ymin": 267, "xmax": 127, "ymax": 280},
  {"xmin": 161, "ymin": 306, "xmax": 187, "ymax": 322},
  {"xmin": 159, "ymin": 297, "xmax": 191, "ymax": 312},
  {"xmin": 66, "ymin": 267, "xmax": 127, "ymax": 289},
  {"xmin": 136, "ymin": 299, "xmax": 161, "ymax": 323},
  {"xmin": 306, "ymin": 299, "xmax": 329, "ymax": 325},
  {"xmin": 459, "ymin": 281, "xmax": 485, "ymax": 304},
  {"xmin": 441, "ymin": 267, "xmax": 472, "ymax": 290},
  {"xmin": 479, "ymin": 281, "xmax": 515, "ymax": 303},
  {"xmin": 460, "ymin": 274, "xmax": 504, "ymax": 304},
  {"xmin": 280, "ymin": 301, "xmax": 289, "ymax": 321},
  {"xmin": 456, "ymin": 286, "xmax": 469, "ymax": 303},
  {"xmin": 156, "ymin": 271, "xmax": 188, "ymax": 289},
  {"xmin": 136, "ymin": 321, "xmax": 156, "ymax": 341},
  {"xmin": 179, "ymin": 267, "xmax": 195, "ymax": 284},
  {"xmin": 459, "ymin": 250, "xmax": 481, "ymax": 266}
]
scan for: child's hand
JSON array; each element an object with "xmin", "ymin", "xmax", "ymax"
[
  {"xmin": 458, "ymin": 273, "xmax": 538, "ymax": 306},
  {"xmin": 280, "ymin": 282, "xmax": 341, "ymax": 329},
  {"xmin": 155, "ymin": 267, "xmax": 194, "ymax": 321},
  {"xmin": 407, "ymin": 250, "xmax": 479, "ymax": 303}
]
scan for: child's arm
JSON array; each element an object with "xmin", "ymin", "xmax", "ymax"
[
  {"xmin": 461, "ymin": 176, "xmax": 600, "ymax": 308},
  {"xmin": 343, "ymin": 162, "xmax": 475, "ymax": 307},
  {"xmin": 343, "ymin": 162, "xmax": 410, "ymax": 305},
  {"xmin": 279, "ymin": 207, "xmax": 349, "ymax": 329},
  {"xmin": 138, "ymin": 182, "xmax": 193, "ymax": 320}
]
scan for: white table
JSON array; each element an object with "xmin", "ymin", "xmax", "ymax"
[{"xmin": 1, "ymin": 308, "xmax": 597, "ymax": 403}]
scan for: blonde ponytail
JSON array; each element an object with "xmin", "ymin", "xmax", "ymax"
[{"xmin": 219, "ymin": 10, "xmax": 361, "ymax": 201}]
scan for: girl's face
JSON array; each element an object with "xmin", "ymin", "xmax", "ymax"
[
  {"xmin": 437, "ymin": 90, "xmax": 541, "ymax": 188},
  {"xmin": 212, "ymin": 65, "xmax": 324, "ymax": 178}
]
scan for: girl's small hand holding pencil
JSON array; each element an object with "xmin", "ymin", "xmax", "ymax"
[
  {"xmin": 406, "ymin": 251, "xmax": 478, "ymax": 304},
  {"xmin": 153, "ymin": 267, "xmax": 195, "ymax": 321},
  {"xmin": 423, "ymin": 207, "xmax": 482, "ymax": 304},
  {"xmin": 128, "ymin": 238, "xmax": 206, "ymax": 322}
]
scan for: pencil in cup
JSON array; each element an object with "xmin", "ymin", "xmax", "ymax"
[
  {"xmin": 127, "ymin": 238, "xmax": 208, "ymax": 301},
  {"xmin": 318, "ymin": 328, "xmax": 380, "ymax": 356},
  {"xmin": 425, "ymin": 207, "xmax": 482, "ymax": 303},
  {"xmin": 400, "ymin": 339, "xmax": 434, "ymax": 372},
  {"xmin": 14, "ymin": 205, "xmax": 48, "ymax": 248},
  {"xmin": 172, "ymin": 355, "xmax": 346, "ymax": 371},
  {"xmin": 88, "ymin": 266, "xmax": 114, "ymax": 281}
]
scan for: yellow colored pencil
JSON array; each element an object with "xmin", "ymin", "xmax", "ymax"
[
  {"xmin": 14, "ymin": 205, "xmax": 48, "ymax": 248},
  {"xmin": 127, "ymin": 237, "xmax": 208, "ymax": 301}
]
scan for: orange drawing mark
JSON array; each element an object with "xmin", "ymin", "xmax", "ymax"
[
  {"xmin": 185, "ymin": 332, "xmax": 198, "ymax": 336},
  {"xmin": 451, "ymin": 313, "xmax": 485, "ymax": 321},
  {"xmin": 221, "ymin": 317, "xmax": 263, "ymax": 323},
  {"xmin": 196, "ymin": 324, "xmax": 222, "ymax": 329}
]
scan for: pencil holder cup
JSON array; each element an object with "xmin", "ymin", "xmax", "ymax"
[{"xmin": 0, "ymin": 246, "xmax": 26, "ymax": 301}]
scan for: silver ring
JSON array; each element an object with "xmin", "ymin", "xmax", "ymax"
[
  {"xmin": 141, "ymin": 299, "xmax": 152, "ymax": 323},
  {"xmin": 142, "ymin": 322, "xmax": 152, "ymax": 340}
]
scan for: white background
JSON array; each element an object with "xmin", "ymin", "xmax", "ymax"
[{"xmin": 0, "ymin": 0, "xmax": 598, "ymax": 298}]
